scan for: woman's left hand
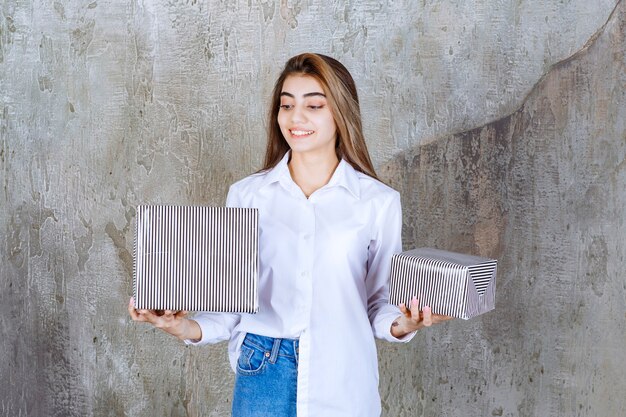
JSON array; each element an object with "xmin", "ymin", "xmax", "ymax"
[{"xmin": 390, "ymin": 296, "xmax": 454, "ymax": 338}]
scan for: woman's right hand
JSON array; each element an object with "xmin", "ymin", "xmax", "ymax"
[{"xmin": 128, "ymin": 297, "xmax": 202, "ymax": 342}]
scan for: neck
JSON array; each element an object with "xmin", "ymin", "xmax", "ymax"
[{"xmin": 288, "ymin": 151, "xmax": 340, "ymax": 198}]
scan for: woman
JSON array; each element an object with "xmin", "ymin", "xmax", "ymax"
[{"xmin": 129, "ymin": 53, "xmax": 450, "ymax": 417}]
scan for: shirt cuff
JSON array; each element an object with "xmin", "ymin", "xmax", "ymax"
[
  {"xmin": 383, "ymin": 312, "xmax": 418, "ymax": 343},
  {"xmin": 182, "ymin": 313, "xmax": 236, "ymax": 346},
  {"xmin": 374, "ymin": 304, "xmax": 417, "ymax": 343}
]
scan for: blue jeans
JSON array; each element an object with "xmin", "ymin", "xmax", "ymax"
[{"xmin": 232, "ymin": 333, "xmax": 299, "ymax": 417}]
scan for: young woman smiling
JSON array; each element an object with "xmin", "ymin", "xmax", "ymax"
[{"xmin": 129, "ymin": 53, "xmax": 451, "ymax": 417}]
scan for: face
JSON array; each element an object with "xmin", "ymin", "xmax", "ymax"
[{"xmin": 277, "ymin": 75, "xmax": 338, "ymax": 160}]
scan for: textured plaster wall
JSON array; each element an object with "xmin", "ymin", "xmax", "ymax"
[
  {"xmin": 0, "ymin": 0, "xmax": 624, "ymax": 416},
  {"xmin": 378, "ymin": 4, "xmax": 626, "ymax": 415}
]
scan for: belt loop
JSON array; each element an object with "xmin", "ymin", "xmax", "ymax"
[
  {"xmin": 269, "ymin": 337, "xmax": 281, "ymax": 364},
  {"xmin": 294, "ymin": 340, "xmax": 299, "ymax": 365}
]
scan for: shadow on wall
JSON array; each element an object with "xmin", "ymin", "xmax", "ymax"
[{"xmin": 377, "ymin": 2, "xmax": 625, "ymax": 416}]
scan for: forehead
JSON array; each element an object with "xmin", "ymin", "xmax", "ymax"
[{"xmin": 281, "ymin": 74, "xmax": 325, "ymax": 95}]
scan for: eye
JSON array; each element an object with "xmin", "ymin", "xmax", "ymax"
[
  {"xmin": 308, "ymin": 105, "xmax": 324, "ymax": 110},
  {"xmin": 279, "ymin": 104, "xmax": 293, "ymax": 110}
]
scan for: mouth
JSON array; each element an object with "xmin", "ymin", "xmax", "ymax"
[{"xmin": 289, "ymin": 129, "xmax": 314, "ymax": 138}]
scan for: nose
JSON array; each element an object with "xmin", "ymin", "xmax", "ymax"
[{"xmin": 291, "ymin": 104, "xmax": 307, "ymax": 124}]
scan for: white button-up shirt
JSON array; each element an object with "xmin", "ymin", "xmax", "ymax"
[{"xmin": 188, "ymin": 152, "xmax": 413, "ymax": 417}]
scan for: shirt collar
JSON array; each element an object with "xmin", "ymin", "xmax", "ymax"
[
  {"xmin": 327, "ymin": 157, "xmax": 361, "ymax": 199},
  {"xmin": 258, "ymin": 151, "xmax": 291, "ymax": 190},
  {"xmin": 259, "ymin": 151, "xmax": 361, "ymax": 199}
]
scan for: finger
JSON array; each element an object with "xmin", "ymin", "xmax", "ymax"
[
  {"xmin": 433, "ymin": 314, "xmax": 454, "ymax": 323},
  {"xmin": 422, "ymin": 306, "xmax": 433, "ymax": 327},
  {"xmin": 174, "ymin": 310, "xmax": 188, "ymax": 319},
  {"xmin": 131, "ymin": 308, "xmax": 150, "ymax": 322},
  {"xmin": 410, "ymin": 296, "xmax": 421, "ymax": 322},
  {"xmin": 128, "ymin": 298, "xmax": 142, "ymax": 320},
  {"xmin": 145, "ymin": 312, "xmax": 167, "ymax": 328},
  {"xmin": 129, "ymin": 306, "xmax": 140, "ymax": 321},
  {"xmin": 399, "ymin": 303, "xmax": 409, "ymax": 316},
  {"xmin": 137, "ymin": 309, "xmax": 161, "ymax": 323}
]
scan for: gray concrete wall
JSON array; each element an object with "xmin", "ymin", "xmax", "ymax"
[{"xmin": 1, "ymin": 0, "xmax": 624, "ymax": 416}]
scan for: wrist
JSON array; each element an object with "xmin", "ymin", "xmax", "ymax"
[
  {"xmin": 177, "ymin": 318, "xmax": 201, "ymax": 342},
  {"xmin": 167, "ymin": 318, "xmax": 189, "ymax": 340},
  {"xmin": 391, "ymin": 316, "xmax": 410, "ymax": 338}
]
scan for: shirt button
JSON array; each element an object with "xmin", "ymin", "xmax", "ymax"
[{"xmin": 300, "ymin": 271, "xmax": 307, "ymax": 277}]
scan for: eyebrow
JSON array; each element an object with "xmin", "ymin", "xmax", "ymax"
[{"xmin": 280, "ymin": 91, "xmax": 327, "ymax": 98}]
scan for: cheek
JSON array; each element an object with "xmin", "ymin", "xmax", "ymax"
[
  {"xmin": 277, "ymin": 113, "xmax": 290, "ymax": 132},
  {"xmin": 321, "ymin": 113, "xmax": 337, "ymax": 134}
]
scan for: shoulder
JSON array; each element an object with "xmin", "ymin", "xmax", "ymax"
[
  {"xmin": 355, "ymin": 171, "xmax": 400, "ymax": 206},
  {"xmin": 226, "ymin": 170, "xmax": 270, "ymax": 207},
  {"xmin": 354, "ymin": 172, "xmax": 402, "ymax": 235},
  {"xmin": 229, "ymin": 171, "xmax": 267, "ymax": 195}
]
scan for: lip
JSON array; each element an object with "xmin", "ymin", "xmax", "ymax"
[{"xmin": 289, "ymin": 129, "xmax": 314, "ymax": 138}]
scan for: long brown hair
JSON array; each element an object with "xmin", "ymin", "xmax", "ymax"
[{"xmin": 261, "ymin": 53, "xmax": 378, "ymax": 179}]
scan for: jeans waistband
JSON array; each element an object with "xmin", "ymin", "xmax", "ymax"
[{"xmin": 242, "ymin": 333, "xmax": 299, "ymax": 364}]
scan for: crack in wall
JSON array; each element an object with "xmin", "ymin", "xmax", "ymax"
[{"xmin": 420, "ymin": 0, "xmax": 623, "ymax": 146}]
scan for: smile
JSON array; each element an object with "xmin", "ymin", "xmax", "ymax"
[{"xmin": 290, "ymin": 129, "xmax": 314, "ymax": 137}]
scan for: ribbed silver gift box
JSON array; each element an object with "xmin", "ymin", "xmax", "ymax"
[
  {"xmin": 389, "ymin": 248, "xmax": 497, "ymax": 319},
  {"xmin": 133, "ymin": 205, "xmax": 259, "ymax": 313}
]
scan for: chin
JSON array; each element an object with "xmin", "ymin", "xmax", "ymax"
[{"xmin": 287, "ymin": 144, "xmax": 314, "ymax": 154}]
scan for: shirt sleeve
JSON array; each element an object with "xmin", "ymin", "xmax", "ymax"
[
  {"xmin": 365, "ymin": 191, "xmax": 417, "ymax": 343},
  {"xmin": 184, "ymin": 184, "xmax": 243, "ymax": 346}
]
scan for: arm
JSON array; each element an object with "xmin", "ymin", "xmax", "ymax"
[
  {"xmin": 365, "ymin": 191, "xmax": 414, "ymax": 342},
  {"xmin": 366, "ymin": 192, "xmax": 452, "ymax": 342}
]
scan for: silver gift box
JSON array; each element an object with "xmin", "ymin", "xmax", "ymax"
[
  {"xmin": 388, "ymin": 248, "xmax": 497, "ymax": 319},
  {"xmin": 133, "ymin": 205, "xmax": 259, "ymax": 313}
]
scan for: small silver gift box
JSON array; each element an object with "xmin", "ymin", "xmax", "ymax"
[
  {"xmin": 388, "ymin": 248, "xmax": 497, "ymax": 319},
  {"xmin": 133, "ymin": 205, "xmax": 259, "ymax": 313}
]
